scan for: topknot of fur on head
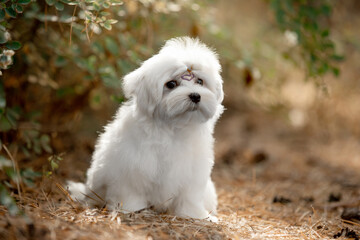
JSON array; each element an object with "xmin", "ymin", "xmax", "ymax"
[{"xmin": 160, "ymin": 37, "xmax": 221, "ymax": 73}]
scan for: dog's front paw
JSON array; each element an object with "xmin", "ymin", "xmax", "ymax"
[
  {"xmin": 175, "ymin": 204, "xmax": 209, "ymax": 219},
  {"xmin": 106, "ymin": 189, "xmax": 148, "ymax": 213},
  {"xmin": 206, "ymin": 215, "xmax": 218, "ymax": 223}
]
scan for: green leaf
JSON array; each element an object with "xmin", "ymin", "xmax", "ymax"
[
  {"xmin": 332, "ymin": 67, "xmax": 340, "ymax": 76},
  {"xmin": 61, "ymin": 0, "xmax": 77, "ymax": 5},
  {"xmin": 321, "ymin": 29, "xmax": 329, "ymax": 38},
  {"xmin": 60, "ymin": 0, "xmax": 73, "ymax": 4},
  {"xmin": 15, "ymin": 5, "xmax": 23, "ymax": 13},
  {"xmin": 21, "ymin": 168, "xmax": 42, "ymax": 179},
  {"xmin": 54, "ymin": 56, "xmax": 68, "ymax": 67},
  {"xmin": 5, "ymin": 168, "xmax": 18, "ymax": 183},
  {"xmin": 103, "ymin": 20, "xmax": 112, "ymax": 30},
  {"xmin": 116, "ymin": 59, "xmax": 132, "ymax": 74},
  {"xmin": 55, "ymin": 1, "xmax": 64, "ymax": 11},
  {"xmin": 99, "ymin": 65, "xmax": 118, "ymax": 87},
  {"xmin": 91, "ymin": 41, "xmax": 105, "ymax": 54},
  {"xmin": 109, "ymin": 0, "xmax": 123, "ymax": 6},
  {"xmin": 318, "ymin": 62, "xmax": 329, "ymax": 75},
  {"xmin": 0, "ymin": 155, "xmax": 12, "ymax": 168},
  {"xmin": 0, "ymin": 82, "xmax": 5, "ymax": 109},
  {"xmin": 100, "ymin": 11, "xmax": 110, "ymax": 16},
  {"xmin": 84, "ymin": 11, "xmax": 92, "ymax": 20},
  {"xmin": 48, "ymin": 155, "xmax": 63, "ymax": 172},
  {"xmin": 105, "ymin": 37, "xmax": 118, "ymax": 55},
  {"xmin": 45, "ymin": 0, "xmax": 56, "ymax": 6},
  {"xmin": 5, "ymin": 110, "xmax": 18, "ymax": 128},
  {"xmin": 86, "ymin": 55, "xmax": 97, "ymax": 75},
  {"xmin": 22, "ymin": 178, "xmax": 35, "ymax": 187},
  {"xmin": 50, "ymin": 160, "xmax": 58, "ymax": 170},
  {"xmin": 322, "ymin": 42, "xmax": 334, "ymax": 49},
  {"xmin": 103, "ymin": 1, "xmax": 110, "ymax": 8},
  {"xmin": 0, "ymin": 108, "xmax": 20, "ymax": 132},
  {"xmin": 92, "ymin": 2, "xmax": 101, "ymax": 11},
  {"xmin": 0, "ymin": 100, "xmax": 5, "ymax": 110},
  {"xmin": 0, "ymin": 55, "xmax": 9, "ymax": 65},
  {"xmin": 18, "ymin": 0, "xmax": 31, "ymax": 5},
  {"xmin": 40, "ymin": 134, "xmax": 53, "ymax": 153},
  {"xmin": 110, "ymin": 95, "xmax": 124, "ymax": 104},
  {"xmin": 21, "ymin": 168, "xmax": 42, "ymax": 187},
  {"xmin": 5, "ymin": 41, "xmax": 21, "ymax": 50},
  {"xmin": 284, "ymin": 0, "xmax": 294, "ymax": 13},
  {"xmin": 5, "ymin": 7, "xmax": 17, "ymax": 18},
  {"xmin": 321, "ymin": 4, "xmax": 331, "ymax": 16},
  {"xmin": 275, "ymin": 9, "xmax": 285, "ymax": 25},
  {"xmin": 0, "ymin": 9, "xmax": 5, "ymax": 22},
  {"xmin": 0, "ymin": 29, "xmax": 8, "ymax": 44},
  {"xmin": 0, "ymin": 115, "xmax": 12, "ymax": 131},
  {"xmin": 0, "ymin": 184, "xmax": 20, "ymax": 216},
  {"xmin": 33, "ymin": 139, "xmax": 41, "ymax": 154},
  {"xmin": 331, "ymin": 54, "xmax": 344, "ymax": 62},
  {"xmin": 20, "ymin": 146, "xmax": 30, "ymax": 158},
  {"xmin": 107, "ymin": 19, "xmax": 118, "ymax": 24}
]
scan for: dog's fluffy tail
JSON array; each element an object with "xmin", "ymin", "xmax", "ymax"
[
  {"xmin": 67, "ymin": 181, "xmax": 88, "ymax": 203},
  {"xmin": 67, "ymin": 181, "xmax": 106, "ymax": 207}
]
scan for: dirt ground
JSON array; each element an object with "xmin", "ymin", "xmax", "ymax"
[{"xmin": 1, "ymin": 85, "xmax": 360, "ymax": 239}]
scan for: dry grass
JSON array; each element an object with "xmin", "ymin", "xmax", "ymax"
[
  {"xmin": 1, "ymin": 103, "xmax": 360, "ymax": 239},
  {"xmin": 2, "ymin": 77, "xmax": 360, "ymax": 239},
  {"xmin": 2, "ymin": 74, "xmax": 360, "ymax": 239}
]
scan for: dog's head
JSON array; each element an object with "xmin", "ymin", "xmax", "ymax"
[{"xmin": 123, "ymin": 37, "xmax": 223, "ymax": 125}]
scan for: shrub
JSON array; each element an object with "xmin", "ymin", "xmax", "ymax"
[{"xmin": 0, "ymin": 0, "xmax": 207, "ymax": 214}]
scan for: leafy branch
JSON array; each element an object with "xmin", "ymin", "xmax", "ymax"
[{"xmin": 270, "ymin": 0, "xmax": 344, "ymax": 78}]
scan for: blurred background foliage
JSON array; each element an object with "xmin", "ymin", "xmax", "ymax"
[
  {"xmin": 0, "ymin": 0, "xmax": 348, "ymax": 214},
  {"xmin": 271, "ymin": 0, "xmax": 343, "ymax": 78}
]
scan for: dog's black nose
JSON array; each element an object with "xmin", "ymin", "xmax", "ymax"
[{"xmin": 189, "ymin": 93, "xmax": 201, "ymax": 103}]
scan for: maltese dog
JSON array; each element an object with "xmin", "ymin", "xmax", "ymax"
[{"xmin": 68, "ymin": 37, "xmax": 224, "ymax": 220}]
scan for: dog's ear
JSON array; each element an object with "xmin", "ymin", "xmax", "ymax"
[
  {"xmin": 123, "ymin": 67, "xmax": 160, "ymax": 115},
  {"xmin": 123, "ymin": 68, "xmax": 141, "ymax": 99},
  {"xmin": 214, "ymin": 73, "xmax": 224, "ymax": 103}
]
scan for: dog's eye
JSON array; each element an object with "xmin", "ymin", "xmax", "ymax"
[
  {"xmin": 165, "ymin": 80, "xmax": 178, "ymax": 89},
  {"xmin": 196, "ymin": 78, "xmax": 204, "ymax": 85}
]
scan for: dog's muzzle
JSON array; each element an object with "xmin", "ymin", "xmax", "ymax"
[{"xmin": 189, "ymin": 93, "xmax": 201, "ymax": 103}]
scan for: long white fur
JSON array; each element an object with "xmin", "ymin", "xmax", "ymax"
[{"xmin": 67, "ymin": 37, "xmax": 224, "ymax": 219}]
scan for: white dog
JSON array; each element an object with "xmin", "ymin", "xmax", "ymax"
[{"xmin": 68, "ymin": 37, "xmax": 224, "ymax": 220}]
